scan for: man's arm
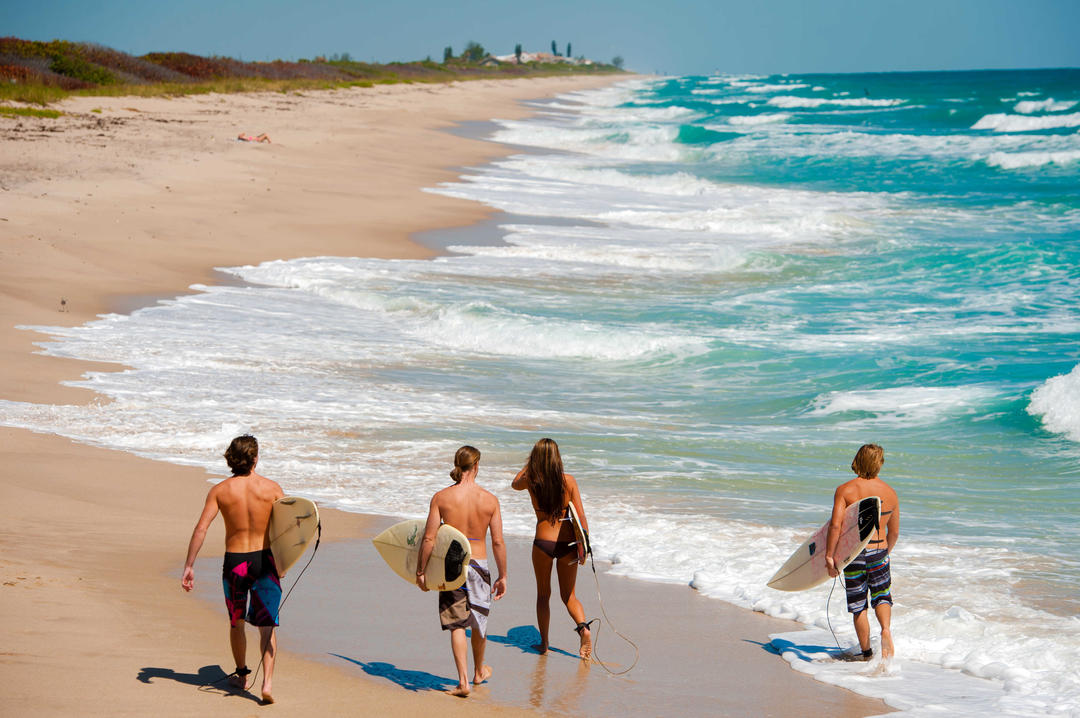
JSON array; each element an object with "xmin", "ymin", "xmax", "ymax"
[
  {"xmin": 824, "ymin": 485, "xmax": 849, "ymax": 578},
  {"xmin": 415, "ymin": 494, "xmax": 441, "ymax": 591},
  {"xmin": 181, "ymin": 488, "xmax": 220, "ymax": 592},
  {"xmin": 489, "ymin": 497, "xmax": 508, "ymax": 600}
]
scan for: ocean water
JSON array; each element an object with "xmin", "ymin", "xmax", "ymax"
[{"xmin": 3, "ymin": 69, "xmax": 1080, "ymax": 715}]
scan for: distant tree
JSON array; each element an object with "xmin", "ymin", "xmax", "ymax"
[
  {"xmin": 340, "ymin": 52, "xmax": 351, "ymax": 62},
  {"xmin": 612, "ymin": 55, "xmax": 624, "ymax": 69},
  {"xmin": 443, "ymin": 46, "xmax": 453, "ymax": 63},
  {"xmin": 514, "ymin": 43, "xmax": 522, "ymax": 63},
  {"xmin": 566, "ymin": 42, "xmax": 571, "ymax": 58},
  {"xmin": 462, "ymin": 41, "xmax": 485, "ymax": 62},
  {"xmin": 551, "ymin": 40, "xmax": 558, "ymax": 56}
]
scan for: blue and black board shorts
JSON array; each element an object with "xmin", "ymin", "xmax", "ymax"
[
  {"xmin": 222, "ymin": 549, "xmax": 281, "ymax": 627},
  {"xmin": 843, "ymin": 548, "xmax": 892, "ymax": 614}
]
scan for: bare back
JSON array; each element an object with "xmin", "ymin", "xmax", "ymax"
[
  {"xmin": 212, "ymin": 471, "xmax": 284, "ymax": 553},
  {"xmin": 834, "ymin": 475, "xmax": 900, "ymax": 551},
  {"xmin": 431, "ymin": 482, "xmax": 500, "ymax": 560}
]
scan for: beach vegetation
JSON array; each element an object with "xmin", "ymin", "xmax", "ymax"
[
  {"xmin": 0, "ymin": 37, "xmax": 626, "ymax": 106},
  {"xmin": 0, "ymin": 105, "xmax": 63, "ymax": 118},
  {"xmin": 612, "ymin": 56, "xmax": 625, "ymax": 69}
]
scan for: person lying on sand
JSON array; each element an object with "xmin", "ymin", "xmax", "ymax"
[{"xmin": 237, "ymin": 133, "xmax": 271, "ymax": 143}]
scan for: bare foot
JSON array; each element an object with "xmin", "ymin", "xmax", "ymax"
[
  {"xmin": 473, "ymin": 664, "xmax": 493, "ymax": 685},
  {"xmin": 577, "ymin": 625, "xmax": 592, "ymax": 661},
  {"xmin": 531, "ymin": 643, "xmax": 548, "ymax": 655},
  {"xmin": 261, "ymin": 690, "xmax": 274, "ymax": 705},
  {"xmin": 448, "ymin": 684, "xmax": 470, "ymax": 698},
  {"xmin": 880, "ymin": 629, "xmax": 895, "ymax": 659}
]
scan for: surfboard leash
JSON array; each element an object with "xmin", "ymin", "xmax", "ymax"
[
  {"xmin": 826, "ymin": 574, "xmax": 842, "ymax": 649},
  {"xmin": 583, "ymin": 550, "xmax": 640, "ymax": 676}
]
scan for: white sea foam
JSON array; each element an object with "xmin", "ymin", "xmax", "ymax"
[
  {"xmin": 744, "ymin": 82, "xmax": 810, "ymax": 93},
  {"xmin": 972, "ymin": 111, "xmax": 1080, "ymax": 132},
  {"xmin": 767, "ymin": 95, "xmax": 905, "ymax": 109},
  {"xmin": 986, "ymin": 149, "xmax": 1080, "ymax": 169},
  {"xmin": 1028, "ymin": 364, "xmax": 1080, "ymax": 442},
  {"xmin": 1014, "ymin": 98, "xmax": 1077, "ymax": 114},
  {"xmin": 727, "ymin": 113, "xmax": 791, "ymax": 126},
  {"xmin": 808, "ymin": 385, "xmax": 1001, "ymax": 425}
]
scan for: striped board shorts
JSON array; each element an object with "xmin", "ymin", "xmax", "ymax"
[
  {"xmin": 843, "ymin": 548, "xmax": 892, "ymax": 614},
  {"xmin": 438, "ymin": 558, "xmax": 492, "ymax": 637}
]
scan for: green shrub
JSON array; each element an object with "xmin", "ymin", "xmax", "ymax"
[{"xmin": 50, "ymin": 53, "xmax": 116, "ymax": 85}]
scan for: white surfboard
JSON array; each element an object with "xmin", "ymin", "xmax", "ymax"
[
  {"xmin": 372, "ymin": 520, "xmax": 473, "ymax": 591},
  {"xmin": 269, "ymin": 496, "xmax": 320, "ymax": 578},
  {"xmin": 567, "ymin": 503, "xmax": 591, "ymax": 565},
  {"xmin": 767, "ymin": 496, "xmax": 881, "ymax": 592}
]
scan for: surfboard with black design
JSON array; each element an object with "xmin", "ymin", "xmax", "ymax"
[
  {"xmin": 767, "ymin": 496, "xmax": 881, "ymax": 591},
  {"xmin": 372, "ymin": 519, "xmax": 472, "ymax": 591},
  {"xmin": 566, "ymin": 502, "xmax": 591, "ymax": 565}
]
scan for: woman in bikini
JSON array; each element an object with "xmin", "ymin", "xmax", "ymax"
[{"xmin": 511, "ymin": 437, "xmax": 592, "ymax": 659}]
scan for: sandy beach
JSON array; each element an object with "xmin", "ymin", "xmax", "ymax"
[{"xmin": 0, "ymin": 77, "xmax": 891, "ymax": 716}]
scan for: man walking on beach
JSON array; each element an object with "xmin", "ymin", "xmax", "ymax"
[
  {"xmin": 182, "ymin": 435, "xmax": 284, "ymax": 703},
  {"xmin": 826, "ymin": 443, "xmax": 900, "ymax": 660},
  {"xmin": 417, "ymin": 446, "xmax": 508, "ymax": 697}
]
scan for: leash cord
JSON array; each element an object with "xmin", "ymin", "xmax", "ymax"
[
  {"xmin": 826, "ymin": 573, "xmax": 842, "ymax": 650},
  {"xmin": 583, "ymin": 549, "xmax": 640, "ymax": 676}
]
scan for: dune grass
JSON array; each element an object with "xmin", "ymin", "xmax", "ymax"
[{"xmin": 0, "ymin": 105, "xmax": 63, "ymax": 118}]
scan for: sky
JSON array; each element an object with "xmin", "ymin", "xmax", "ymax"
[{"xmin": 3, "ymin": 0, "xmax": 1079, "ymax": 76}]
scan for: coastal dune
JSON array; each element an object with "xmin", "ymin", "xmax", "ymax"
[{"xmin": 0, "ymin": 77, "xmax": 889, "ymax": 715}]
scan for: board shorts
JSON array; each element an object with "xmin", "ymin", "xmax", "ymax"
[
  {"xmin": 843, "ymin": 548, "xmax": 892, "ymax": 614},
  {"xmin": 222, "ymin": 549, "xmax": 281, "ymax": 628},
  {"xmin": 439, "ymin": 558, "xmax": 491, "ymax": 637}
]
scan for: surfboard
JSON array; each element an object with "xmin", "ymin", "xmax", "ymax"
[
  {"xmin": 567, "ymin": 502, "xmax": 591, "ymax": 565},
  {"xmin": 767, "ymin": 496, "xmax": 881, "ymax": 592},
  {"xmin": 269, "ymin": 496, "xmax": 320, "ymax": 578},
  {"xmin": 372, "ymin": 520, "xmax": 472, "ymax": 591}
]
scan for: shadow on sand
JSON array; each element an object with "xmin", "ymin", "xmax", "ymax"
[
  {"xmin": 488, "ymin": 624, "xmax": 580, "ymax": 659},
  {"xmin": 330, "ymin": 653, "xmax": 456, "ymax": 692},
  {"xmin": 136, "ymin": 664, "xmax": 263, "ymax": 704},
  {"xmin": 767, "ymin": 636, "xmax": 841, "ymax": 661}
]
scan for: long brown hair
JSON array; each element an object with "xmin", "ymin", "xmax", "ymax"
[
  {"xmin": 450, "ymin": 445, "xmax": 480, "ymax": 483},
  {"xmin": 525, "ymin": 438, "xmax": 566, "ymax": 525}
]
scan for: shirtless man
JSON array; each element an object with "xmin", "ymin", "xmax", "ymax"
[
  {"xmin": 416, "ymin": 446, "xmax": 508, "ymax": 698},
  {"xmin": 825, "ymin": 443, "xmax": 900, "ymax": 660},
  {"xmin": 182, "ymin": 435, "xmax": 284, "ymax": 703}
]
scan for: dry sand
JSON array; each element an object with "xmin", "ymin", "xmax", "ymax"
[{"xmin": 0, "ymin": 76, "xmax": 890, "ymax": 716}]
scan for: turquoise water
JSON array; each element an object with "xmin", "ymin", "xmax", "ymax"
[{"xmin": 3, "ymin": 69, "xmax": 1080, "ymax": 713}]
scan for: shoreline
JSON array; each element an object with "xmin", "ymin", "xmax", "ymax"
[{"xmin": 0, "ymin": 77, "xmax": 890, "ymax": 715}]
